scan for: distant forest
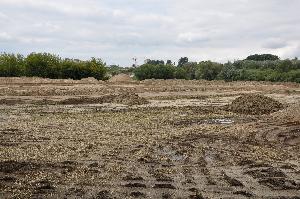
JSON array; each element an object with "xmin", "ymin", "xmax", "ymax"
[{"xmin": 0, "ymin": 53, "xmax": 299, "ymax": 83}]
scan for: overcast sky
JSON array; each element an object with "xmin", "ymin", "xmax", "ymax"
[{"xmin": 0, "ymin": 0, "xmax": 300, "ymax": 66}]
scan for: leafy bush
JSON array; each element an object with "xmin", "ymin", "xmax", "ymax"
[
  {"xmin": 284, "ymin": 69, "xmax": 300, "ymax": 83},
  {"xmin": 25, "ymin": 53, "xmax": 61, "ymax": 78},
  {"xmin": 0, "ymin": 52, "xmax": 107, "ymax": 80},
  {"xmin": 106, "ymin": 65, "xmax": 125, "ymax": 76},
  {"xmin": 277, "ymin": 59, "xmax": 295, "ymax": 72},
  {"xmin": 181, "ymin": 62, "xmax": 198, "ymax": 80},
  {"xmin": 264, "ymin": 70, "xmax": 282, "ymax": 82},
  {"xmin": 134, "ymin": 64, "xmax": 175, "ymax": 80},
  {"xmin": 195, "ymin": 61, "xmax": 223, "ymax": 80},
  {"xmin": 60, "ymin": 59, "xmax": 82, "ymax": 79},
  {"xmin": 174, "ymin": 67, "xmax": 187, "ymax": 79},
  {"xmin": 60, "ymin": 58, "xmax": 106, "ymax": 80},
  {"xmin": 0, "ymin": 53, "xmax": 25, "ymax": 77},
  {"xmin": 219, "ymin": 62, "xmax": 238, "ymax": 81}
]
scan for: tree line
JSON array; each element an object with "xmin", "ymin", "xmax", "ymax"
[
  {"xmin": 0, "ymin": 52, "xmax": 299, "ymax": 83},
  {"xmin": 0, "ymin": 53, "xmax": 107, "ymax": 80},
  {"xmin": 134, "ymin": 54, "xmax": 300, "ymax": 83}
]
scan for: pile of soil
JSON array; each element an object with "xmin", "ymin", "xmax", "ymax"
[
  {"xmin": 59, "ymin": 92, "xmax": 148, "ymax": 106},
  {"xmin": 109, "ymin": 74, "xmax": 133, "ymax": 82},
  {"xmin": 80, "ymin": 77, "xmax": 100, "ymax": 84},
  {"xmin": 109, "ymin": 92, "xmax": 148, "ymax": 105},
  {"xmin": 230, "ymin": 94, "xmax": 283, "ymax": 115}
]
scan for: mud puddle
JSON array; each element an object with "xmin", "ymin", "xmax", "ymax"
[
  {"xmin": 156, "ymin": 146, "xmax": 185, "ymax": 161},
  {"xmin": 171, "ymin": 118, "xmax": 234, "ymax": 126}
]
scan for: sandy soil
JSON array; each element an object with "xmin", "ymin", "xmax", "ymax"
[{"xmin": 0, "ymin": 77, "xmax": 299, "ymax": 199}]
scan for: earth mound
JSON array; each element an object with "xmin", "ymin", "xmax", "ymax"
[
  {"xmin": 109, "ymin": 74, "xmax": 133, "ymax": 82},
  {"xmin": 109, "ymin": 92, "xmax": 148, "ymax": 105},
  {"xmin": 60, "ymin": 92, "xmax": 148, "ymax": 106},
  {"xmin": 80, "ymin": 77, "xmax": 100, "ymax": 83},
  {"xmin": 230, "ymin": 94, "xmax": 283, "ymax": 115}
]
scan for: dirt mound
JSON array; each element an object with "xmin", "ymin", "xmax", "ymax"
[
  {"xmin": 109, "ymin": 74, "xmax": 133, "ymax": 82},
  {"xmin": 270, "ymin": 103, "xmax": 300, "ymax": 122},
  {"xmin": 59, "ymin": 93, "xmax": 148, "ymax": 106},
  {"xmin": 230, "ymin": 94, "xmax": 283, "ymax": 115},
  {"xmin": 109, "ymin": 92, "xmax": 148, "ymax": 105},
  {"xmin": 80, "ymin": 77, "xmax": 100, "ymax": 83}
]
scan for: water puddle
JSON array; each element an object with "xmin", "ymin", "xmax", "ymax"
[
  {"xmin": 172, "ymin": 118, "xmax": 234, "ymax": 126},
  {"xmin": 204, "ymin": 150, "xmax": 219, "ymax": 166},
  {"xmin": 205, "ymin": 118, "xmax": 234, "ymax": 124},
  {"xmin": 156, "ymin": 146, "xmax": 184, "ymax": 161}
]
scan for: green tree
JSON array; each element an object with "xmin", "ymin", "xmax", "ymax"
[
  {"xmin": 276, "ymin": 59, "xmax": 294, "ymax": 72},
  {"xmin": 178, "ymin": 57, "xmax": 188, "ymax": 67},
  {"xmin": 25, "ymin": 53, "xmax": 61, "ymax": 78},
  {"xmin": 86, "ymin": 58, "xmax": 107, "ymax": 80},
  {"xmin": 60, "ymin": 59, "xmax": 83, "ymax": 79},
  {"xmin": 145, "ymin": 59, "xmax": 165, "ymax": 65},
  {"xmin": 134, "ymin": 64, "xmax": 175, "ymax": 80},
  {"xmin": 196, "ymin": 61, "xmax": 223, "ymax": 80},
  {"xmin": 284, "ymin": 69, "xmax": 300, "ymax": 83},
  {"xmin": 174, "ymin": 67, "xmax": 187, "ymax": 79},
  {"xmin": 60, "ymin": 58, "xmax": 106, "ymax": 80},
  {"xmin": 246, "ymin": 54, "xmax": 279, "ymax": 61},
  {"xmin": 0, "ymin": 53, "xmax": 25, "ymax": 77},
  {"xmin": 181, "ymin": 62, "xmax": 197, "ymax": 79},
  {"xmin": 219, "ymin": 62, "xmax": 238, "ymax": 81},
  {"xmin": 166, "ymin": 60, "xmax": 172, "ymax": 65}
]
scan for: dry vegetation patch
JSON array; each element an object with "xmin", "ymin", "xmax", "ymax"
[
  {"xmin": 59, "ymin": 92, "xmax": 148, "ymax": 106},
  {"xmin": 109, "ymin": 74, "xmax": 133, "ymax": 82},
  {"xmin": 230, "ymin": 94, "xmax": 284, "ymax": 115}
]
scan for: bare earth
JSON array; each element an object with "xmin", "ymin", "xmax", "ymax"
[{"xmin": 0, "ymin": 77, "xmax": 299, "ymax": 199}]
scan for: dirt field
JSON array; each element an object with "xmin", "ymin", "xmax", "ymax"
[{"xmin": 0, "ymin": 77, "xmax": 299, "ymax": 199}]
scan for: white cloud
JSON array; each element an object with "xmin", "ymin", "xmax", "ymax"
[
  {"xmin": 177, "ymin": 32, "xmax": 209, "ymax": 43},
  {"xmin": 0, "ymin": 0, "xmax": 300, "ymax": 65},
  {"xmin": 262, "ymin": 38, "xmax": 288, "ymax": 49},
  {"xmin": 0, "ymin": 32, "xmax": 12, "ymax": 41}
]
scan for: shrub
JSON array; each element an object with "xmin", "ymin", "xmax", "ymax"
[
  {"xmin": 181, "ymin": 62, "xmax": 198, "ymax": 80},
  {"xmin": 277, "ymin": 59, "xmax": 294, "ymax": 72},
  {"xmin": 219, "ymin": 62, "xmax": 238, "ymax": 81},
  {"xmin": 85, "ymin": 58, "xmax": 107, "ymax": 80},
  {"xmin": 134, "ymin": 64, "xmax": 175, "ymax": 80},
  {"xmin": 60, "ymin": 59, "xmax": 84, "ymax": 80},
  {"xmin": 174, "ymin": 67, "xmax": 187, "ymax": 79},
  {"xmin": 60, "ymin": 58, "xmax": 106, "ymax": 80},
  {"xmin": 195, "ymin": 61, "xmax": 223, "ymax": 80},
  {"xmin": 0, "ymin": 53, "xmax": 25, "ymax": 77},
  {"xmin": 25, "ymin": 53, "xmax": 61, "ymax": 78},
  {"xmin": 284, "ymin": 69, "xmax": 300, "ymax": 83},
  {"xmin": 0, "ymin": 52, "xmax": 106, "ymax": 80},
  {"xmin": 264, "ymin": 70, "xmax": 282, "ymax": 82}
]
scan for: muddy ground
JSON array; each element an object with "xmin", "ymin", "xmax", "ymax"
[{"xmin": 0, "ymin": 77, "xmax": 299, "ymax": 199}]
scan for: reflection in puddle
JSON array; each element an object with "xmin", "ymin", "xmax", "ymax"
[
  {"xmin": 204, "ymin": 150, "xmax": 219, "ymax": 166},
  {"xmin": 156, "ymin": 146, "xmax": 184, "ymax": 161},
  {"xmin": 172, "ymin": 118, "xmax": 234, "ymax": 126},
  {"xmin": 206, "ymin": 119, "xmax": 234, "ymax": 124}
]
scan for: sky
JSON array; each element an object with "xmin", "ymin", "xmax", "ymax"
[{"xmin": 0, "ymin": 0, "xmax": 300, "ymax": 66}]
